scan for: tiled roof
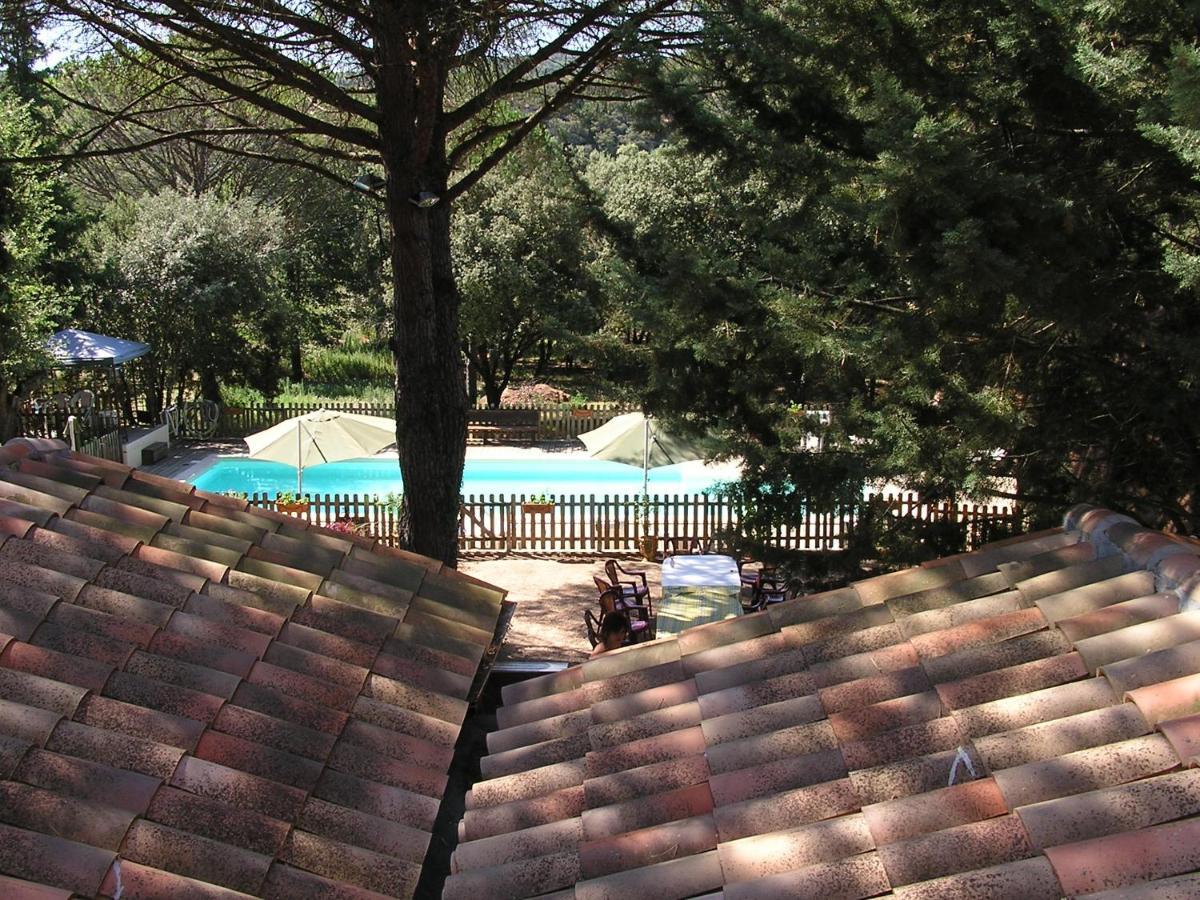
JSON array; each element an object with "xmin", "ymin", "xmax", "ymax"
[
  {"xmin": 0, "ymin": 438, "xmax": 506, "ymax": 899},
  {"xmin": 450, "ymin": 506, "xmax": 1200, "ymax": 899}
]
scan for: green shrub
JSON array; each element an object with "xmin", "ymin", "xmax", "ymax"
[{"xmin": 304, "ymin": 346, "xmax": 392, "ymax": 383}]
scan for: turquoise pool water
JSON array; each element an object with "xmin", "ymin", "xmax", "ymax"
[{"xmin": 189, "ymin": 457, "xmax": 727, "ymax": 498}]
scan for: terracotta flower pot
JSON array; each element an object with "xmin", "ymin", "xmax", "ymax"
[{"xmin": 522, "ymin": 502, "xmax": 555, "ymax": 515}]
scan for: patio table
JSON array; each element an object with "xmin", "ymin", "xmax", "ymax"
[{"xmin": 657, "ymin": 554, "xmax": 742, "ymax": 637}]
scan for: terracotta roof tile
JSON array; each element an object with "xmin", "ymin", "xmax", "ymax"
[
  {"xmin": 0, "ymin": 780, "xmax": 136, "ymax": 850},
  {"xmin": 194, "ymin": 728, "xmax": 323, "ymax": 790},
  {"xmin": 93, "ymin": 483, "xmax": 191, "ymax": 523},
  {"xmin": 974, "ymin": 702, "xmax": 1151, "ymax": 771},
  {"xmin": 780, "ymin": 603, "xmax": 895, "ymax": 647},
  {"xmin": 443, "ymin": 850, "xmax": 579, "ymax": 900},
  {"xmin": 146, "ymin": 784, "xmax": 291, "ymax": 857},
  {"xmin": 841, "ymin": 715, "xmax": 966, "ymax": 770},
  {"xmin": 120, "ymin": 818, "xmax": 271, "ymax": 894},
  {"xmin": 0, "ymin": 559, "xmax": 86, "ymax": 602},
  {"xmin": 997, "ymin": 540, "xmax": 1096, "ymax": 586},
  {"xmin": 691, "ymin": 649, "xmax": 809, "ymax": 699},
  {"xmin": 828, "ymin": 690, "xmax": 944, "ymax": 743},
  {"xmin": 920, "ymin": 629, "xmax": 1072, "ymax": 684},
  {"xmin": 361, "ymin": 672, "xmax": 466, "ymax": 726},
  {"xmin": 680, "ymin": 630, "xmax": 795, "ymax": 677},
  {"xmin": 676, "ymin": 610, "xmax": 776, "ymax": 656},
  {"xmin": 818, "ymin": 664, "xmax": 931, "ymax": 714},
  {"xmin": 712, "ymin": 776, "xmax": 861, "ymax": 842},
  {"xmin": 861, "ymin": 776, "xmax": 1007, "ymax": 845},
  {"xmin": 136, "ymin": 541, "xmax": 231, "ymax": 580},
  {"xmin": 708, "ymin": 746, "xmax": 848, "ymax": 805},
  {"xmin": 0, "ymin": 498, "xmax": 58, "ymax": 529},
  {"xmin": 897, "ymin": 590, "xmax": 1024, "ymax": 638},
  {"xmin": 300, "ymin": 796, "xmax": 431, "ymax": 863},
  {"xmin": 808, "ymin": 640, "xmax": 920, "ymax": 689},
  {"xmin": 1017, "ymin": 766, "xmax": 1200, "ymax": 852},
  {"xmin": 585, "ymin": 725, "xmax": 706, "ymax": 779},
  {"xmin": 212, "ymin": 703, "xmax": 336, "ymax": 761},
  {"xmin": 1158, "ymin": 712, "xmax": 1200, "ymax": 766},
  {"xmin": 27, "ymin": 525, "xmax": 124, "ymax": 565},
  {"xmin": 30, "ymin": 619, "xmax": 134, "ymax": 668},
  {"xmin": 0, "ymin": 696, "xmax": 61, "ymax": 746},
  {"xmin": 583, "ymin": 754, "xmax": 710, "ymax": 809},
  {"xmin": 0, "ymin": 732, "xmax": 30, "ymax": 778},
  {"xmin": 888, "ymin": 855, "xmax": 1062, "ymax": 900},
  {"xmin": 1102, "ymin": 638, "xmax": 1200, "ymax": 694},
  {"xmin": 45, "ymin": 718, "xmax": 185, "ymax": 779},
  {"xmin": 1126, "ymin": 671, "xmax": 1200, "ymax": 725},
  {"xmin": 0, "ymin": 821, "xmax": 115, "ymax": 894},
  {"xmin": 328, "ymin": 737, "xmax": 449, "ymax": 798},
  {"xmin": 952, "ymin": 676, "xmax": 1116, "ymax": 737},
  {"xmin": 278, "ymin": 619, "xmax": 379, "ymax": 667},
  {"xmin": 1056, "ymin": 592, "xmax": 1179, "ymax": 643},
  {"xmin": 171, "ymin": 754, "xmax": 306, "ymax": 822},
  {"xmin": 588, "ymin": 680, "xmax": 697, "ymax": 725},
  {"xmin": 224, "ymin": 569, "xmax": 312, "ymax": 610},
  {"xmin": 0, "ymin": 665, "xmax": 89, "ymax": 716},
  {"xmin": 885, "ymin": 571, "xmax": 1010, "ymax": 618},
  {"xmin": 706, "ymin": 719, "xmax": 838, "ymax": 775},
  {"xmin": 1044, "ymin": 815, "xmax": 1200, "ymax": 895},
  {"xmin": 766, "ymin": 586, "xmax": 863, "ymax": 628},
  {"xmin": 1, "ymin": 640, "xmax": 114, "ymax": 692},
  {"xmin": 76, "ymin": 583, "xmax": 175, "ymax": 627},
  {"xmin": 104, "ymin": 669, "xmax": 225, "ymax": 723},
  {"xmin": 160, "ymin": 519, "xmax": 252, "ymax": 554},
  {"xmin": 0, "ymin": 479, "xmax": 74, "ymax": 517},
  {"xmin": 372, "ymin": 651, "xmax": 472, "ymax": 699},
  {"xmin": 65, "ymin": 506, "xmax": 157, "ymax": 542},
  {"xmin": 470, "ymin": 759, "xmax": 588, "ymax": 811},
  {"xmin": 231, "ymin": 680, "xmax": 346, "ymax": 734},
  {"xmin": 306, "ymin": 595, "xmax": 402, "ymax": 649},
  {"xmin": 0, "ymin": 540, "xmax": 105, "ymax": 580},
  {"xmin": 587, "ymin": 702, "xmax": 701, "ymax": 753},
  {"xmin": 260, "ymin": 862, "xmax": 395, "ymax": 900},
  {"xmin": 183, "ymin": 592, "xmax": 285, "ymax": 637},
  {"xmin": 581, "ymin": 781, "xmax": 715, "ymax": 840},
  {"xmin": 44, "ymin": 600, "xmax": 158, "ymax": 649},
  {"xmin": 721, "ymin": 850, "xmax": 889, "ymax": 900},
  {"xmin": 247, "ymin": 659, "xmax": 359, "ymax": 712},
  {"xmin": 802, "ymin": 621, "xmax": 907, "ymax": 665},
  {"xmin": 75, "ymin": 693, "xmax": 204, "ymax": 750},
  {"xmin": 147, "ymin": 629, "xmax": 258, "ymax": 678},
  {"xmin": 578, "ymin": 813, "xmax": 715, "ymax": 880},
  {"xmin": 876, "ymin": 813, "xmax": 1034, "ymax": 887},
  {"xmin": 849, "ymin": 743, "xmax": 987, "ymax": 806},
  {"xmin": 79, "ymin": 492, "xmax": 169, "ymax": 532},
  {"xmin": 16, "ymin": 747, "xmax": 160, "ymax": 813},
  {"xmin": 94, "ymin": 564, "xmax": 193, "ymax": 607},
  {"xmin": 313, "ymin": 768, "xmax": 441, "ymax": 831},
  {"xmin": 852, "ymin": 563, "xmax": 966, "ymax": 606},
  {"xmin": 992, "ymin": 734, "xmax": 1179, "ymax": 809},
  {"xmin": 1016, "ymin": 553, "xmax": 1127, "ymax": 604},
  {"xmin": 573, "ymin": 847, "xmax": 723, "ymax": 900},
  {"xmin": 281, "ymin": 829, "xmax": 421, "ymax": 898},
  {"xmin": 1074, "ymin": 611, "xmax": 1200, "ymax": 674},
  {"xmin": 351, "ymin": 694, "xmax": 461, "ymax": 747},
  {"xmin": 461, "ymin": 784, "xmax": 586, "ymax": 843},
  {"xmin": 934, "ymin": 650, "xmax": 1088, "ymax": 710},
  {"xmin": 1074, "ymin": 871, "xmax": 1200, "ymax": 899},
  {"xmin": 47, "ymin": 514, "xmax": 140, "ymax": 557},
  {"xmin": 165, "ymin": 610, "xmax": 274, "ymax": 659},
  {"xmin": 717, "ymin": 813, "xmax": 873, "ymax": 883},
  {"xmin": 700, "ymin": 694, "xmax": 825, "ymax": 745}
]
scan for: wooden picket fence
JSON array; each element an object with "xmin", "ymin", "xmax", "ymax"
[
  {"xmin": 245, "ymin": 490, "xmax": 1021, "ymax": 555},
  {"xmin": 217, "ymin": 400, "xmax": 635, "ymax": 441}
]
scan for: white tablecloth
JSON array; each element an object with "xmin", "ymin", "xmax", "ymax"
[{"xmin": 658, "ymin": 555, "xmax": 742, "ymax": 637}]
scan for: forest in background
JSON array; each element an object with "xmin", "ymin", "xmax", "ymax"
[{"xmin": 1, "ymin": 1, "xmax": 1199, "ymax": 562}]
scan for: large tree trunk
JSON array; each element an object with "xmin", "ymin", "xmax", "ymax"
[
  {"xmin": 388, "ymin": 198, "xmax": 466, "ymax": 565},
  {"xmin": 374, "ymin": 10, "xmax": 466, "ymax": 567},
  {"xmin": 0, "ymin": 385, "xmax": 22, "ymax": 443}
]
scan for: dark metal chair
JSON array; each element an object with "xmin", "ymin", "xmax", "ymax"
[
  {"xmin": 598, "ymin": 587, "xmax": 654, "ymax": 642},
  {"xmin": 584, "ymin": 608, "xmax": 603, "ymax": 648},
  {"xmin": 604, "ymin": 559, "xmax": 652, "ymax": 610}
]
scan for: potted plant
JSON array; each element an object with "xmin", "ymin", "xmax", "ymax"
[
  {"xmin": 275, "ymin": 491, "xmax": 310, "ymax": 515},
  {"xmin": 636, "ymin": 494, "xmax": 658, "ymax": 560},
  {"xmin": 569, "ymin": 394, "xmax": 593, "ymax": 418},
  {"xmin": 521, "ymin": 493, "xmax": 555, "ymax": 515}
]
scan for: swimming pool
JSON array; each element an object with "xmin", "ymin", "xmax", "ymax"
[{"xmin": 188, "ymin": 456, "xmax": 731, "ymax": 498}]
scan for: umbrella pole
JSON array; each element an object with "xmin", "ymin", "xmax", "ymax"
[{"xmin": 297, "ymin": 422, "xmax": 303, "ymax": 495}]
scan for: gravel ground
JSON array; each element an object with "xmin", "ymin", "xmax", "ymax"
[{"xmin": 459, "ymin": 555, "xmax": 663, "ymax": 663}]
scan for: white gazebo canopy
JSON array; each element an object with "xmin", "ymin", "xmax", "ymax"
[{"xmin": 46, "ymin": 329, "xmax": 151, "ymax": 367}]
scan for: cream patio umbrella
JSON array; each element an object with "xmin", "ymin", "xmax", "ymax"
[
  {"xmin": 579, "ymin": 412, "xmax": 711, "ymax": 496},
  {"xmin": 244, "ymin": 409, "xmax": 397, "ymax": 494}
]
